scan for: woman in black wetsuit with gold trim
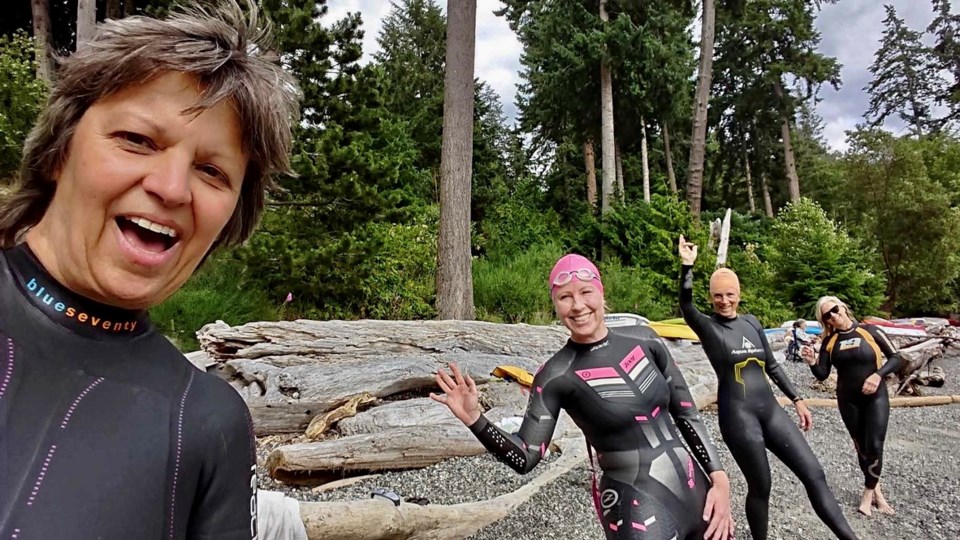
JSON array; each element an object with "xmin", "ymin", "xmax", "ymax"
[
  {"xmin": 678, "ymin": 236, "xmax": 857, "ymax": 540},
  {"xmin": 432, "ymin": 254, "xmax": 736, "ymax": 540},
  {"xmin": 803, "ymin": 296, "xmax": 900, "ymax": 517}
]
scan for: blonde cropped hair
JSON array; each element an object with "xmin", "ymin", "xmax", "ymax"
[{"xmin": 0, "ymin": 0, "xmax": 301, "ymax": 251}]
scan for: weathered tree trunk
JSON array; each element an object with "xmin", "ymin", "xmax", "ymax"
[
  {"xmin": 267, "ymin": 425, "xmax": 486, "ymax": 484},
  {"xmin": 615, "ymin": 143, "xmax": 625, "ymax": 203},
  {"xmin": 76, "ymin": 0, "xmax": 97, "ymax": 50},
  {"xmin": 106, "ymin": 0, "xmax": 121, "ymax": 19},
  {"xmin": 744, "ymin": 150, "xmax": 756, "ymax": 213},
  {"xmin": 773, "ymin": 78, "xmax": 801, "ymax": 202},
  {"xmin": 761, "ymin": 172, "xmax": 774, "ymax": 218},
  {"xmin": 197, "ymin": 320, "xmax": 568, "ymax": 434},
  {"xmin": 687, "ymin": 0, "xmax": 715, "ymax": 218},
  {"xmin": 663, "ymin": 123, "xmax": 678, "ymax": 195},
  {"xmin": 196, "ymin": 319, "xmax": 721, "ymax": 434},
  {"xmin": 124, "ymin": 0, "xmax": 136, "ymax": 16},
  {"xmin": 584, "ymin": 139, "xmax": 597, "ymax": 208},
  {"xmin": 296, "ymin": 434, "xmax": 587, "ymax": 539},
  {"xmin": 436, "ymin": 0, "xmax": 477, "ymax": 320},
  {"xmin": 31, "ymin": 0, "xmax": 53, "ymax": 83},
  {"xmin": 777, "ymin": 396, "xmax": 960, "ymax": 408},
  {"xmin": 640, "ymin": 119, "xmax": 650, "ymax": 203},
  {"xmin": 599, "ymin": 0, "xmax": 616, "ymax": 214}
]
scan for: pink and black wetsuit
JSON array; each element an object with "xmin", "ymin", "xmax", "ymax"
[
  {"xmin": 0, "ymin": 243, "xmax": 257, "ymax": 540},
  {"xmin": 470, "ymin": 328, "xmax": 723, "ymax": 540}
]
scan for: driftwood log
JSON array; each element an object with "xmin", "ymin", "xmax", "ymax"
[
  {"xmin": 337, "ymin": 383, "xmax": 528, "ymax": 436},
  {"xmin": 267, "ymin": 424, "xmax": 484, "ymax": 484},
  {"xmin": 196, "ymin": 320, "xmax": 720, "ymax": 435},
  {"xmin": 776, "ymin": 395, "xmax": 960, "ymax": 408},
  {"xmin": 268, "ymin": 384, "xmax": 563, "ymax": 484},
  {"xmin": 296, "ymin": 434, "xmax": 588, "ymax": 540}
]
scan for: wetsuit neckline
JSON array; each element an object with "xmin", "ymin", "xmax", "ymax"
[
  {"xmin": 833, "ymin": 321, "xmax": 859, "ymax": 334},
  {"xmin": 3, "ymin": 243, "xmax": 151, "ymax": 339},
  {"xmin": 711, "ymin": 312, "xmax": 738, "ymax": 323},
  {"xmin": 566, "ymin": 330, "xmax": 610, "ymax": 351}
]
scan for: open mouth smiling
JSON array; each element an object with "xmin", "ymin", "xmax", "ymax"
[{"xmin": 115, "ymin": 216, "xmax": 180, "ymax": 253}]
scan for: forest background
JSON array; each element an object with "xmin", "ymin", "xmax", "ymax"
[{"xmin": 4, "ymin": 0, "xmax": 960, "ymax": 351}]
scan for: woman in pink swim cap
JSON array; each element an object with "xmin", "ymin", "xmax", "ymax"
[{"xmin": 432, "ymin": 253, "xmax": 736, "ymax": 540}]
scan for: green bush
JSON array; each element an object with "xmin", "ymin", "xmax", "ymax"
[
  {"xmin": 766, "ymin": 198, "xmax": 886, "ymax": 319},
  {"xmin": 236, "ymin": 206, "xmax": 438, "ymax": 321},
  {"xmin": 474, "ymin": 242, "xmax": 564, "ymax": 323},
  {"xmin": 726, "ymin": 243, "xmax": 795, "ymax": 327},
  {"xmin": 478, "ymin": 199, "xmax": 563, "ymax": 260},
  {"xmin": 349, "ymin": 215, "xmax": 438, "ymax": 320},
  {"xmin": 0, "ymin": 31, "xmax": 47, "ymax": 180},
  {"xmin": 598, "ymin": 259, "xmax": 674, "ymax": 321},
  {"xmin": 152, "ymin": 253, "xmax": 280, "ymax": 351}
]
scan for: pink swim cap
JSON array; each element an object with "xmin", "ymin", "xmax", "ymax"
[{"xmin": 549, "ymin": 254, "xmax": 603, "ymax": 296}]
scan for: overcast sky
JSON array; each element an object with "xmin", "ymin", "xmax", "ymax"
[{"xmin": 327, "ymin": 0, "xmax": 953, "ymax": 152}]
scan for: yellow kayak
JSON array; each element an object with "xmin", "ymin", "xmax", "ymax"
[
  {"xmin": 647, "ymin": 321, "xmax": 700, "ymax": 341},
  {"xmin": 491, "ymin": 365, "xmax": 535, "ymax": 388}
]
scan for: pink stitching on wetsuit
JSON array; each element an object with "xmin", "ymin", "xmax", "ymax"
[
  {"xmin": 168, "ymin": 369, "xmax": 196, "ymax": 540},
  {"xmin": 632, "ymin": 522, "xmax": 646, "ymax": 530},
  {"xmin": 61, "ymin": 377, "xmax": 105, "ymax": 429},
  {"xmin": 651, "ymin": 406, "xmax": 661, "ymax": 418},
  {"xmin": 679, "ymin": 401, "xmax": 693, "ymax": 408},
  {"xmin": 26, "ymin": 445, "xmax": 57, "ymax": 506},
  {"xmin": 1, "ymin": 337, "xmax": 13, "ymax": 401}
]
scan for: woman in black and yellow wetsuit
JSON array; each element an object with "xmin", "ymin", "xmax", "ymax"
[
  {"xmin": 678, "ymin": 236, "xmax": 858, "ymax": 540},
  {"xmin": 432, "ymin": 254, "xmax": 736, "ymax": 540},
  {"xmin": 804, "ymin": 296, "xmax": 900, "ymax": 517}
]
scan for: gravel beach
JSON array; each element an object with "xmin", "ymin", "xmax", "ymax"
[{"xmin": 258, "ymin": 350, "xmax": 960, "ymax": 539}]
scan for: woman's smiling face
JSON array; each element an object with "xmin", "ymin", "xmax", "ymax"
[{"xmin": 28, "ymin": 72, "xmax": 248, "ymax": 309}]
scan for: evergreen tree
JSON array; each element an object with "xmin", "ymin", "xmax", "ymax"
[
  {"xmin": 928, "ymin": 0, "xmax": 960, "ymax": 126},
  {"xmin": 865, "ymin": 5, "xmax": 945, "ymax": 137},
  {"xmin": 375, "ymin": 0, "xmax": 446, "ymax": 178}
]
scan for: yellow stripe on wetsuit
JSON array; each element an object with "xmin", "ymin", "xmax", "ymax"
[
  {"xmin": 734, "ymin": 357, "xmax": 765, "ymax": 397},
  {"xmin": 855, "ymin": 327, "xmax": 884, "ymax": 369}
]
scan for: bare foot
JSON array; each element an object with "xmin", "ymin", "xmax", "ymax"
[
  {"xmin": 873, "ymin": 487, "xmax": 895, "ymax": 515},
  {"xmin": 858, "ymin": 489, "xmax": 873, "ymax": 516}
]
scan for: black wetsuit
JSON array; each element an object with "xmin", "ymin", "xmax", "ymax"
[
  {"xmin": 470, "ymin": 329, "xmax": 723, "ymax": 540},
  {"xmin": 0, "ymin": 244, "xmax": 257, "ymax": 540},
  {"xmin": 679, "ymin": 265, "xmax": 856, "ymax": 540},
  {"xmin": 812, "ymin": 323, "xmax": 901, "ymax": 489}
]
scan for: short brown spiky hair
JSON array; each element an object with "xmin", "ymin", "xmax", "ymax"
[{"xmin": 0, "ymin": 0, "xmax": 301, "ymax": 250}]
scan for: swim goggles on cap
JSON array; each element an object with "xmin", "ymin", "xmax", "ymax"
[{"xmin": 552, "ymin": 268, "xmax": 600, "ymax": 287}]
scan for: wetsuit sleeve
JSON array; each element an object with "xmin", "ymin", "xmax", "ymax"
[
  {"xmin": 810, "ymin": 335, "xmax": 834, "ymax": 381},
  {"xmin": 866, "ymin": 325, "xmax": 903, "ymax": 378},
  {"xmin": 186, "ymin": 378, "xmax": 257, "ymax": 540},
  {"xmin": 751, "ymin": 315, "xmax": 802, "ymax": 402},
  {"xmin": 679, "ymin": 264, "xmax": 722, "ymax": 357},
  {"xmin": 648, "ymin": 340, "xmax": 724, "ymax": 474},
  {"xmin": 468, "ymin": 361, "xmax": 565, "ymax": 474}
]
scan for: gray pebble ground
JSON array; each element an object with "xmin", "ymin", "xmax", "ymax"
[{"xmin": 258, "ymin": 350, "xmax": 960, "ymax": 540}]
